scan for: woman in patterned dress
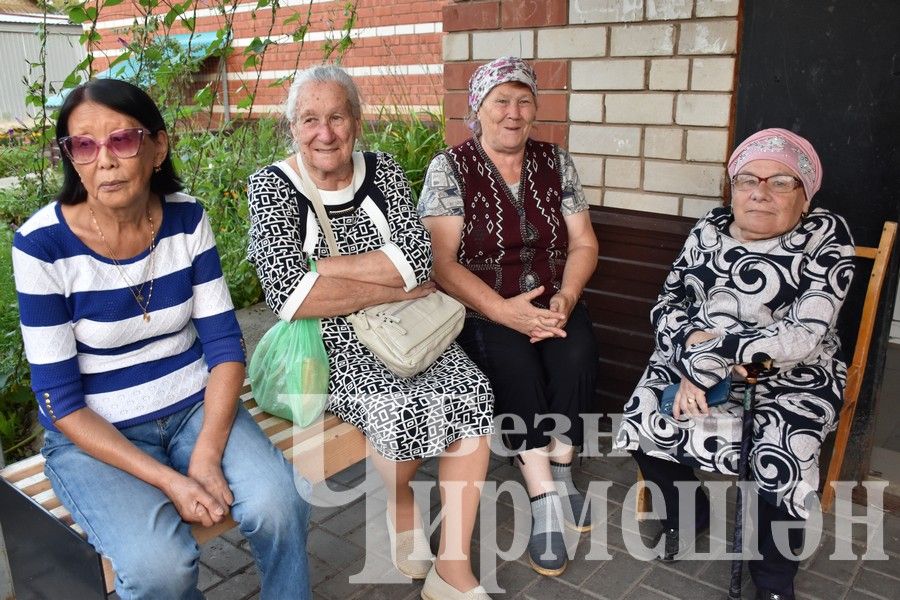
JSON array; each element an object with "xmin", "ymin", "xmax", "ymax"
[
  {"xmin": 419, "ymin": 57, "xmax": 599, "ymax": 578},
  {"xmin": 246, "ymin": 65, "xmax": 494, "ymax": 600},
  {"xmin": 615, "ymin": 128, "xmax": 856, "ymax": 600}
]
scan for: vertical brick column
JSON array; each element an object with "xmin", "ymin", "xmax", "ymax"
[
  {"xmin": 441, "ymin": 0, "xmax": 741, "ymax": 217},
  {"xmin": 442, "ymin": 0, "xmax": 570, "ymax": 147}
]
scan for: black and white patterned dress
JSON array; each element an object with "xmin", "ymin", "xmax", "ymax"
[
  {"xmin": 614, "ymin": 207, "xmax": 855, "ymax": 518},
  {"xmin": 247, "ymin": 151, "xmax": 494, "ymax": 461}
]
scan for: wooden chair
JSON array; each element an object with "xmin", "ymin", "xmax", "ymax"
[
  {"xmin": 0, "ymin": 380, "xmax": 369, "ymax": 595},
  {"xmin": 636, "ymin": 220, "xmax": 897, "ymax": 516}
]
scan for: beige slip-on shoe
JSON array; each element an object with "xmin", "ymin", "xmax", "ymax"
[
  {"xmin": 420, "ymin": 565, "xmax": 491, "ymax": 600},
  {"xmin": 387, "ymin": 511, "xmax": 433, "ymax": 579}
]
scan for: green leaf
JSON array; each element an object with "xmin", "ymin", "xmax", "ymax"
[
  {"xmin": 62, "ymin": 72, "xmax": 83, "ymax": 89},
  {"xmin": 245, "ymin": 37, "xmax": 267, "ymax": 54},
  {"xmin": 85, "ymin": 6, "xmax": 98, "ymax": 21},
  {"xmin": 108, "ymin": 51, "xmax": 132, "ymax": 69},
  {"xmin": 194, "ymin": 84, "xmax": 214, "ymax": 108},
  {"xmin": 67, "ymin": 6, "xmax": 88, "ymax": 24},
  {"xmin": 103, "ymin": 0, "xmax": 124, "ymax": 7},
  {"xmin": 243, "ymin": 54, "xmax": 258, "ymax": 69},
  {"xmin": 237, "ymin": 94, "xmax": 254, "ymax": 110},
  {"xmin": 181, "ymin": 17, "xmax": 195, "ymax": 32}
]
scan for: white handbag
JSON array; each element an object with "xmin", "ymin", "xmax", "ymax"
[{"xmin": 295, "ymin": 158, "xmax": 464, "ymax": 378}]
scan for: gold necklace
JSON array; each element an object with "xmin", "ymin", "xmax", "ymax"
[{"xmin": 89, "ymin": 205, "xmax": 156, "ymax": 322}]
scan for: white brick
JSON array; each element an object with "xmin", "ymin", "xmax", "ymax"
[
  {"xmin": 443, "ymin": 33, "xmax": 469, "ymax": 62},
  {"xmin": 605, "ymin": 158, "xmax": 641, "ymax": 188},
  {"xmin": 691, "ymin": 57, "xmax": 735, "ymax": 91},
  {"xmin": 538, "ymin": 27, "xmax": 607, "ymax": 59},
  {"xmin": 472, "ymin": 30, "xmax": 534, "ymax": 60},
  {"xmin": 646, "ymin": 0, "xmax": 693, "ymax": 20},
  {"xmin": 572, "ymin": 59, "xmax": 645, "ymax": 90},
  {"xmin": 572, "ymin": 155, "xmax": 604, "ymax": 187},
  {"xmin": 696, "ymin": 0, "xmax": 739, "ymax": 17},
  {"xmin": 649, "ymin": 58, "xmax": 689, "ymax": 90},
  {"xmin": 686, "ymin": 129, "xmax": 729, "ymax": 162},
  {"xmin": 645, "ymin": 127, "xmax": 683, "ymax": 159},
  {"xmin": 682, "ymin": 197, "xmax": 725, "ymax": 218},
  {"xmin": 570, "ymin": 0, "xmax": 643, "ymax": 24},
  {"xmin": 570, "ymin": 93, "xmax": 604, "ymax": 122},
  {"xmin": 604, "ymin": 190, "xmax": 679, "ymax": 215},
  {"xmin": 644, "ymin": 161, "xmax": 726, "ymax": 196},
  {"xmin": 675, "ymin": 93, "xmax": 731, "ymax": 126},
  {"xmin": 610, "ymin": 24, "xmax": 675, "ymax": 56},
  {"xmin": 678, "ymin": 21, "xmax": 738, "ymax": 55},
  {"xmin": 570, "ymin": 124, "xmax": 641, "ymax": 156},
  {"xmin": 605, "ymin": 93, "xmax": 674, "ymax": 124},
  {"xmin": 584, "ymin": 186, "xmax": 603, "ymax": 207}
]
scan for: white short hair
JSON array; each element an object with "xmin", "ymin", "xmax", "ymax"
[{"xmin": 284, "ymin": 64, "xmax": 363, "ymax": 124}]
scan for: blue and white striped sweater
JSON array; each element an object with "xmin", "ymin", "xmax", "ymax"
[{"xmin": 13, "ymin": 193, "xmax": 245, "ymax": 432}]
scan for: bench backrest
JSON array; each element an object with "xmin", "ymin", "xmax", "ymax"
[{"xmin": 821, "ymin": 221, "xmax": 897, "ymax": 512}]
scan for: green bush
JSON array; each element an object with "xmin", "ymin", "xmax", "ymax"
[
  {"xmin": 0, "ymin": 222, "xmax": 35, "ymax": 461},
  {"xmin": 176, "ymin": 118, "xmax": 290, "ymax": 309},
  {"xmin": 364, "ymin": 109, "xmax": 445, "ymax": 202}
]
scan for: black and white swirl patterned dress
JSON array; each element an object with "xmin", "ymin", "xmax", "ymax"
[
  {"xmin": 247, "ymin": 151, "xmax": 494, "ymax": 461},
  {"xmin": 614, "ymin": 206, "xmax": 855, "ymax": 518}
]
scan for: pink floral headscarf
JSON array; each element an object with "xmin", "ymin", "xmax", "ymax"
[
  {"xmin": 727, "ymin": 128, "xmax": 823, "ymax": 201},
  {"xmin": 468, "ymin": 56, "xmax": 537, "ymax": 113}
]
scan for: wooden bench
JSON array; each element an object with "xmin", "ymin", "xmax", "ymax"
[
  {"xmin": 0, "ymin": 380, "xmax": 368, "ymax": 595},
  {"xmin": 636, "ymin": 220, "xmax": 898, "ymax": 516}
]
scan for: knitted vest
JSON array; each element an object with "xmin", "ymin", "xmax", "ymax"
[{"xmin": 444, "ymin": 137, "xmax": 568, "ymax": 310}]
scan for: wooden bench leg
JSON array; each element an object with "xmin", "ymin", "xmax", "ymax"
[{"xmin": 636, "ymin": 467, "xmax": 652, "ymax": 520}]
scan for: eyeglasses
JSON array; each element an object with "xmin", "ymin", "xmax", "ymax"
[
  {"xmin": 731, "ymin": 173, "xmax": 802, "ymax": 194},
  {"xmin": 58, "ymin": 128, "xmax": 147, "ymax": 165}
]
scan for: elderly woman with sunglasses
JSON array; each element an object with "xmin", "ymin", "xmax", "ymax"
[
  {"xmin": 615, "ymin": 129, "xmax": 856, "ymax": 600},
  {"xmin": 12, "ymin": 79, "xmax": 311, "ymax": 599}
]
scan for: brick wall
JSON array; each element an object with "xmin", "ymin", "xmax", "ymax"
[
  {"xmin": 91, "ymin": 0, "xmax": 446, "ymax": 118},
  {"xmin": 442, "ymin": 0, "xmax": 740, "ymax": 217}
]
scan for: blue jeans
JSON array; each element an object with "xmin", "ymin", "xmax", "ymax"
[{"xmin": 42, "ymin": 402, "xmax": 311, "ymax": 600}]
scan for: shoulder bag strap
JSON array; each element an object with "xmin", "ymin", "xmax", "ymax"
[{"xmin": 293, "ymin": 156, "xmax": 342, "ymax": 257}]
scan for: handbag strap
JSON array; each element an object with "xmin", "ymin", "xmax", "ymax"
[{"xmin": 293, "ymin": 155, "xmax": 342, "ymax": 257}]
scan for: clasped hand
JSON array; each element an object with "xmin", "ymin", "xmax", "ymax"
[
  {"xmin": 502, "ymin": 286, "xmax": 572, "ymax": 343},
  {"xmin": 164, "ymin": 454, "xmax": 234, "ymax": 527},
  {"xmin": 673, "ymin": 330, "xmax": 748, "ymax": 418}
]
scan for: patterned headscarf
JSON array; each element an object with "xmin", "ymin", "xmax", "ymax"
[
  {"xmin": 727, "ymin": 128, "xmax": 823, "ymax": 201},
  {"xmin": 468, "ymin": 56, "xmax": 538, "ymax": 113}
]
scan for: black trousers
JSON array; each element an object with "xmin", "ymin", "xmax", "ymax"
[
  {"xmin": 632, "ymin": 450, "xmax": 803, "ymax": 597},
  {"xmin": 457, "ymin": 302, "xmax": 598, "ymax": 452}
]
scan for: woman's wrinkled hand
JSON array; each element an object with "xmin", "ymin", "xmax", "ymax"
[
  {"xmin": 403, "ymin": 281, "xmax": 437, "ymax": 299},
  {"xmin": 548, "ymin": 291, "xmax": 577, "ymax": 328},
  {"xmin": 498, "ymin": 286, "xmax": 567, "ymax": 341},
  {"xmin": 163, "ymin": 472, "xmax": 228, "ymax": 527},
  {"xmin": 672, "ymin": 377, "xmax": 709, "ymax": 419},
  {"xmin": 188, "ymin": 455, "xmax": 234, "ymax": 516}
]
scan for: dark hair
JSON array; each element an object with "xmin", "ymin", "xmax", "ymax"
[{"xmin": 56, "ymin": 79, "xmax": 183, "ymax": 204}]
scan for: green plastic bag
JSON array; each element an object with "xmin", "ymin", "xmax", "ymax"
[{"xmin": 248, "ymin": 317, "xmax": 330, "ymax": 427}]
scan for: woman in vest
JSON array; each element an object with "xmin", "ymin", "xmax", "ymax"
[{"xmin": 419, "ymin": 56, "xmax": 600, "ymax": 577}]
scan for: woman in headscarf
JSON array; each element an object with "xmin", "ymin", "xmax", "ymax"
[
  {"xmin": 419, "ymin": 56, "xmax": 600, "ymax": 577},
  {"xmin": 615, "ymin": 128, "xmax": 856, "ymax": 600}
]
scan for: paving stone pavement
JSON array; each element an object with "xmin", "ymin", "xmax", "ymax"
[
  {"xmin": 183, "ymin": 452, "xmax": 900, "ymax": 600},
  {"xmin": 158, "ymin": 304, "xmax": 899, "ymax": 600}
]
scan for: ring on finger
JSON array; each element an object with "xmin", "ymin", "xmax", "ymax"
[{"xmin": 687, "ymin": 397, "xmax": 696, "ymax": 404}]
